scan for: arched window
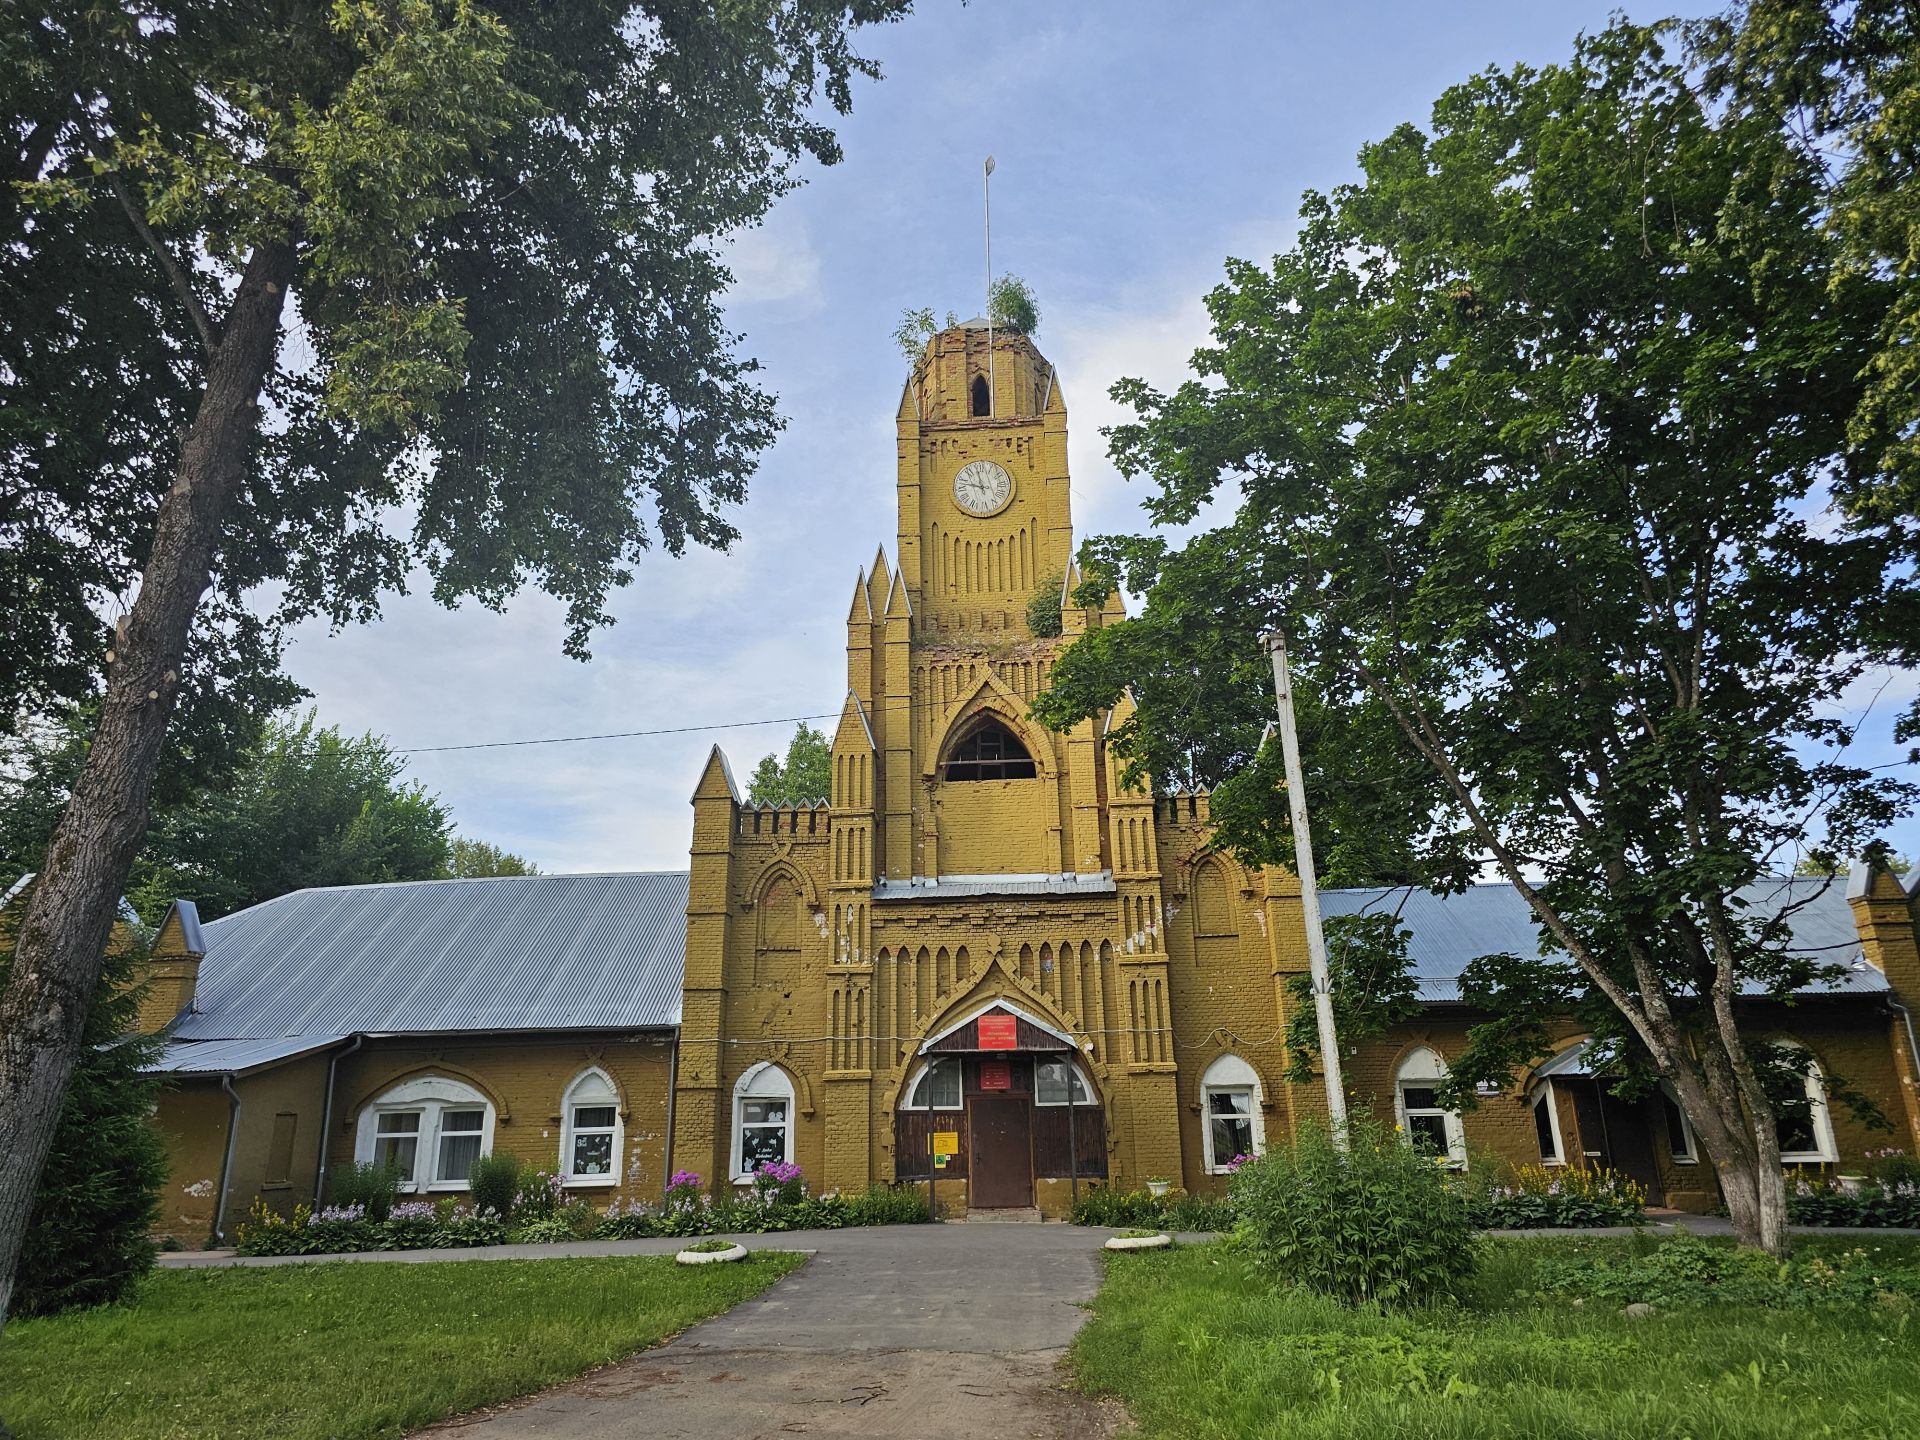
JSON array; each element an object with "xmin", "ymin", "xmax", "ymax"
[
  {"xmin": 971, "ymin": 373, "xmax": 990, "ymax": 417},
  {"xmin": 1033, "ymin": 1058, "xmax": 1093, "ymax": 1106},
  {"xmin": 1658, "ymin": 1081, "xmax": 1698, "ymax": 1164},
  {"xmin": 943, "ymin": 717, "xmax": 1036, "ymax": 781},
  {"xmin": 900, "ymin": 1056, "xmax": 962, "ymax": 1110},
  {"xmin": 560, "ymin": 1068, "xmax": 623, "ymax": 1186},
  {"xmin": 1201, "ymin": 1054, "xmax": 1266, "ymax": 1174},
  {"xmin": 732, "ymin": 1062, "xmax": 796, "ymax": 1182},
  {"xmin": 354, "ymin": 1075, "xmax": 494, "ymax": 1193},
  {"xmin": 1394, "ymin": 1047, "xmax": 1466, "ymax": 1167},
  {"xmin": 1773, "ymin": 1042, "xmax": 1840, "ymax": 1163}
]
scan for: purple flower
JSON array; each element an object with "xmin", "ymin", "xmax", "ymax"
[{"xmin": 669, "ymin": 1170, "xmax": 703, "ymax": 1190}]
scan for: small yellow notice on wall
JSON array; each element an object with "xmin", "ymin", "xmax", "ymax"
[{"xmin": 932, "ymin": 1130, "xmax": 960, "ymax": 1157}]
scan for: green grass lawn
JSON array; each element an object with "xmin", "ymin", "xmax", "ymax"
[
  {"xmin": 0, "ymin": 1252, "xmax": 806, "ymax": 1440},
  {"xmin": 1072, "ymin": 1236, "xmax": 1920, "ymax": 1439}
]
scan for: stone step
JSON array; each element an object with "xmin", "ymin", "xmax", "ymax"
[{"xmin": 962, "ymin": 1206, "xmax": 1042, "ymax": 1223}]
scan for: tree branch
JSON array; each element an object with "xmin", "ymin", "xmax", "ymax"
[{"xmin": 104, "ymin": 169, "xmax": 221, "ymax": 360}]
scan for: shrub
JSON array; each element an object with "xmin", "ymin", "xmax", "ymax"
[
  {"xmin": 509, "ymin": 1214, "xmax": 577, "ymax": 1245},
  {"xmin": 1868, "ymin": 1147, "xmax": 1920, "ymax": 1192},
  {"xmin": 1533, "ymin": 1231, "xmax": 1920, "ymax": 1310},
  {"xmin": 1787, "ymin": 1173, "xmax": 1920, "ymax": 1227},
  {"xmin": 1027, "ymin": 575, "xmax": 1064, "ymax": 637},
  {"xmin": 513, "ymin": 1169, "xmax": 567, "ymax": 1221},
  {"xmin": 845, "ymin": 1184, "xmax": 930, "ymax": 1226},
  {"xmin": 752, "ymin": 1160, "xmax": 805, "ymax": 1209},
  {"xmin": 468, "ymin": 1151, "xmax": 521, "ymax": 1218},
  {"xmin": 329, "ymin": 1161, "xmax": 404, "ymax": 1221},
  {"xmin": 1070, "ymin": 1185, "xmax": 1234, "ymax": 1232},
  {"xmin": 6, "ymin": 940, "xmax": 166, "ymax": 1316},
  {"xmin": 1230, "ymin": 1111, "xmax": 1477, "ymax": 1305}
]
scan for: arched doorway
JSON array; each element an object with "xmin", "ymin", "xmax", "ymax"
[{"xmin": 896, "ymin": 1001, "xmax": 1104, "ymax": 1210}]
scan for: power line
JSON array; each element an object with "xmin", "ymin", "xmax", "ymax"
[{"xmin": 399, "ymin": 692, "xmax": 1071, "ymax": 755}]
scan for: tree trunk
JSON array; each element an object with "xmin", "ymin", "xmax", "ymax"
[{"xmin": 0, "ymin": 241, "xmax": 293, "ymax": 1327}]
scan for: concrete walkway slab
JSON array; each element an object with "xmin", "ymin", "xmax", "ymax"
[{"xmin": 401, "ymin": 1224, "xmax": 1123, "ymax": 1439}]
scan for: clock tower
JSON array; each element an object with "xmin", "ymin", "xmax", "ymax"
[
  {"xmin": 674, "ymin": 314, "xmax": 1257, "ymax": 1216},
  {"xmin": 893, "ymin": 317, "xmax": 1075, "ymax": 637}
]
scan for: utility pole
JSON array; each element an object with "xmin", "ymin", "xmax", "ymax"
[
  {"xmin": 1263, "ymin": 629, "xmax": 1349, "ymax": 1140},
  {"xmin": 983, "ymin": 155, "xmax": 995, "ymax": 418}
]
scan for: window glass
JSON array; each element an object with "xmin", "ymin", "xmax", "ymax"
[
  {"xmin": 1660, "ymin": 1091, "xmax": 1694, "ymax": 1161},
  {"xmin": 1405, "ymin": 1111, "xmax": 1450, "ymax": 1155},
  {"xmin": 569, "ymin": 1104, "xmax": 618, "ymax": 1177},
  {"xmin": 1533, "ymin": 1092, "xmax": 1560, "ymax": 1162},
  {"xmin": 1034, "ymin": 1060, "xmax": 1091, "ymax": 1106},
  {"xmin": 943, "ymin": 719, "xmax": 1037, "ymax": 781},
  {"xmin": 437, "ymin": 1108, "xmax": 485, "ymax": 1184},
  {"xmin": 1207, "ymin": 1088, "xmax": 1253, "ymax": 1168},
  {"xmin": 374, "ymin": 1110, "xmax": 420, "ymax": 1181},
  {"xmin": 906, "ymin": 1060, "xmax": 962, "ymax": 1109},
  {"xmin": 740, "ymin": 1100, "xmax": 788, "ymax": 1171}
]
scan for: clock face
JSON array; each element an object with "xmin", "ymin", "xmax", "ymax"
[{"xmin": 953, "ymin": 460, "xmax": 1014, "ymax": 517}]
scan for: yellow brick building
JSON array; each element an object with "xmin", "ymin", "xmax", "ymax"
[{"xmin": 44, "ymin": 321, "xmax": 1920, "ymax": 1240}]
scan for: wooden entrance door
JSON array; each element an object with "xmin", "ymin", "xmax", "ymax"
[
  {"xmin": 1567, "ymin": 1079, "xmax": 1665, "ymax": 1204},
  {"xmin": 969, "ymin": 1097, "xmax": 1033, "ymax": 1208}
]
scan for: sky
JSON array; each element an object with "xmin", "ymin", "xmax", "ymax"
[{"xmin": 275, "ymin": 0, "xmax": 1918, "ymax": 875}]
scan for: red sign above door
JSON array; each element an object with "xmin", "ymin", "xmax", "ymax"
[
  {"xmin": 979, "ymin": 1060, "xmax": 1012, "ymax": 1090},
  {"xmin": 978, "ymin": 1013, "xmax": 1017, "ymax": 1050}
]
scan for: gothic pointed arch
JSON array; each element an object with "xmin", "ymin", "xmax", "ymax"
[{"xmin": 925, "ymin": 671, "xmax": 1052, "ymax": 781}]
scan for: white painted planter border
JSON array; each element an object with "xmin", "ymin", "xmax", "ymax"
[
  {"xmin": 676, "ymin": 1242, "xmax": 749, "ymax": 1265},
  {"xmin": 1104, "ymin": 1232, "xmax": 1172, "ymax": 1251}
]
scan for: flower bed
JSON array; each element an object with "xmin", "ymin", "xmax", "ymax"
[
  {"xmin": 1070, "ymin": 1185, "xmax": 1235, "ymax": 1232},
  {"xmin": 1460, "ymin": 1163, "xmax": 1646, "ymax": 1229},
  {"xmin": 1787, "ymin": 1148, "xmax": 1920, "ymax": 1227},
  {"xmin": 234, "ymin": 1165, "xmax": 927, "ymax": 1258}
]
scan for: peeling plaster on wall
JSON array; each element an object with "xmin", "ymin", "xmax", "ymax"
[
  {"xmin": 183, "ymin": 1179, "xmax": 213, "ymax": 1198},
  {"xmin": 1253, "ymin": 908, "xmax": 1268, "ymax": 937}
]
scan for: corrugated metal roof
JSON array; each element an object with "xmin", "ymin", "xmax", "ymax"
[
  {"xmin": 169, "ymin": 871, "xmax": 688, "ymax": 1042},
  {"xmin": 148, "ymin": 1035, "xmax": 344, "ymax": 1075},
  {"xmin": 1319, "ymin": 878, "xmax": 1887, "ymax": 1003}
]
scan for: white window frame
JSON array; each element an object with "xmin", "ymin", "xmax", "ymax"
[
  {"xmin": 354, "ymin": 1075, "xmax": 496, "ymax": 1193},
  {"xmin": 900, "ymin": 1056, "xmax": 963, "ymax": 1111},
  {"xmin": 1201, "ymin": 1054, "xmax": 1266, "ymax": 1175},
  {"xmin": 559, "ymin": 1067, "xmax": 624, "ymax": 1188},
  {"xmin": 1658, "ymin": 1081, "xmax": 1698, "ymax": 1164},
  {"xmin": 1393, "ymin": 1046, "xmax": 1466, "ymax": 1169},
  {"xmin": 732, "ymin": 1062, "xmax": 796, "ymax": 1183},
  {"xmin": 1032, "ymin": 1058, "xmax": 1093, "ymax": 1107},
  {"xmin": 1529, "ymin": 1080, "xmax": 1567, "ymax": 1166},
  {"xmin": 1775, "ymin": 1045, "xmax": 1841, "ymax": 1164}
]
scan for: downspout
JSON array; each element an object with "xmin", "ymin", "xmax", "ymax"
[
  {"xmin": 313, "ymin": 1035, "xmax": 364, "ymax": 1207},
  {"xmin": 661, "ymin": 1028, "xmax": 679, "ymax": 1202},
  {"xmin": 213, "ymin": 1074, "xmax": 242, "ymax": 1245}
]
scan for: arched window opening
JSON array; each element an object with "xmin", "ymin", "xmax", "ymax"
[
  {"xmin": 732, "ymin": 1063, "xmax": 796, "ymax": 1182},
  {"xmin": 1772, "ymin": 1042, "xmax": 1840, "ymax": 1163},
  {"xmin": 943, "ymin": 717, "xmax": 1036, "ymax": 781},
  {"xmin": 900, "ymin": 1056, "xmax": 962, "ymax": 1110},
  {"xmin": 560, "ymin": 1069, "xmax": 623, "ymax": 1186},
  {"xmin": 354, "ymin": 1075, "xmax": 495, "ymax": 1193},
  {"xmin": 1394, "ymin": 1047, "xmax": 1466, "ymax": 1168},
  {"xmin": 1034, "ymin": 1058, "xmax": 1093, "ymax": 1106},
  {"xmin": 971, "ymin": 373, "xmax": 990, "ymax": 417},
  {"xmin": 1201, "ymin": 1054, "xmax": 1266, "ymax": 1173}
]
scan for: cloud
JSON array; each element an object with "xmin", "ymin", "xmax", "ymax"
[{"xmin": 721, "ymin": 213, "xmax": 824, "ymax": 314}]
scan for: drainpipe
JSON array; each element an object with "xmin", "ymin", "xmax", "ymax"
[
  {"xmin": 313, "ymin": 1035, "xmax": 364, "ymax": 1207},
  {"xmin": 213, "ymin": 1074, "xmax": 242, "ymax": 1245},
  {"xmin": 661, "ymin": 1029, "xmax": 679, "ymax": 1203}
]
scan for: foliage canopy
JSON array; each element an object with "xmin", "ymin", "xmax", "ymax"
[
  {"xmin": 1036, "ymin": 18, "xmax": 1915, "ymax": 1252},
  {"xmin": 747, "ymin": 722, "xmax": 832, "ymax": 806}
]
